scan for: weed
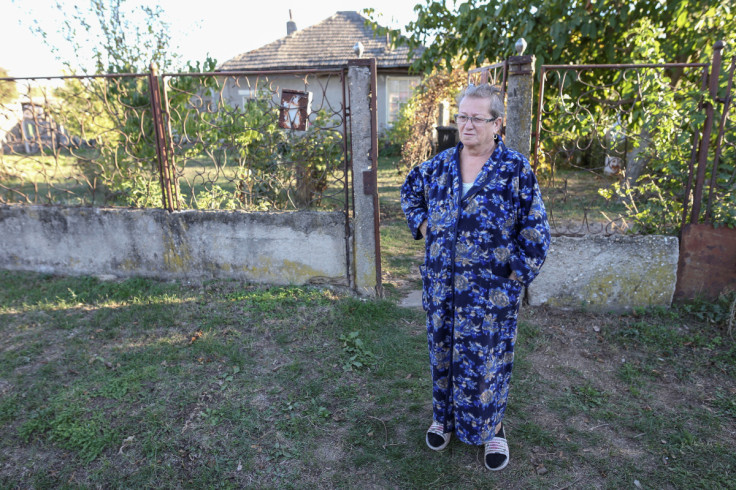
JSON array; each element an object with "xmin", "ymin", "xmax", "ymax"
[
  {"xmin": 678, "ymin": 292, "xmax": 736, "ymax": 329},
  {"xmin": 0, "ymin": 395, "xmax": 19, "ymax": 423},
  {"xmin": 514, "ymin": 420, "xmax": 556, "ymax": 447},
  {"xmin": 216, "ymin": 365, "xmax": 241, "ymax": 391},
  {"xmin": 339, "ymin": 331, "xmax": 377, "ymax": 371},
  {"xmin": 572, "ymin": 382, "xmax": 608, "ymax": 410},
  {"xmin": 612, "ymin": 320, "xmax": 680, "ymax": 356},
  {"xmin": 20, "ymin": 401, "xmax": 117, "ymax": 462}
]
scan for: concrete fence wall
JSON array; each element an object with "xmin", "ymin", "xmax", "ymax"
[
  {"xmin": 528, "ymin": 235, "xmax": 680, "ymax": 310},
  {"xmin": 0, "ymin": 206, "xmax": 349, "ymax": 286},
  {"xmin": 0, "ymin": 204, "xmax": 681, "ymax": 309}
]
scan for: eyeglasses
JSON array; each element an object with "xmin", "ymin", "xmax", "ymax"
[{"xmin": 454, "ymin": 114, "xmax": 499, "ymax": 125}]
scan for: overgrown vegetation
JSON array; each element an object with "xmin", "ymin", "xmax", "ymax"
[
  {"xmin": 596, "ymin": 20, "xmax": 736, "ymax": 233},
  {"xmin": 371, "ymin": 3, "xmax": 735, "ymax": 235},
  {"xmin": 181, "ymin": 92, "xmax": 344, "ymax": 210},
  {"xmin": 383, "ymin": 61, "xmax": 466, "ymax": 172},
  {"xmin": 2, "ymin": 0, "xmax": 345, "ymax": 211},
  {"xmin": 1, "ymin": 74, "xmax": 346, "ymax": 210}
]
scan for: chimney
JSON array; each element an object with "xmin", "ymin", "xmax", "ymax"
[{"xmin": 287, "ymin": 9, "xmax": 297, "ymax": 35}]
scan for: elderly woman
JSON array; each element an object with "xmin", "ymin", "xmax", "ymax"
[{"xmin": 400, "ymin": 84, "xmax": 550, "ymax": 471}]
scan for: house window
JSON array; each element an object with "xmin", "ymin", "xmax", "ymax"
[
  {"xmin": 386, "ymin": 76, "xmax": 420, "ymax": 124},
  {"xmin": 238, "ymin": 88, "xmax": 255, "ymax": 108}
]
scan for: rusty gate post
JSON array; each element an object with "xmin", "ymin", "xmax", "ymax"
[
  {"xmin": 690, "ymin": 41, "xmax": 724, "ymax": 224},
  {"xmin": 148, "ymin": 62, "xmax": 174, "ymax": 211},
  {"xmin": 705, "ymin": 44, "xmax": 734, "ymax": 223},
  {"xmin": 348, "ymin": 58, "xmax": 382, "ymax": 297},
  {"xmin": 160, "ymin": 75, "xmax": 181, "ymax": 209},
  {"xmin": 505, "ymin": 39, "xmax": 535, "ymax": 159}
]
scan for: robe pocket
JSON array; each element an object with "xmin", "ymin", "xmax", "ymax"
[
  {"xmin": 419, "ymin": 264, "xmax": 430, "ymax": 311},
  {"xmin": 483, "ymin": 274, "xmax": 524, "ymax": 327}
]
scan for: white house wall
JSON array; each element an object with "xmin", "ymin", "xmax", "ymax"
[{"xmin": 218, "ymin": 72, "xmax": 421, "ymax": 132}]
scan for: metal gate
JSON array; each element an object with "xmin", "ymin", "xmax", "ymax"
[
  {"xmin": 531, "ymin": 41, "xmax": 734, "ymax": 236},
  {"xmin": 1, "ymin": 63, "xmax": 383, "ymax": 294}
]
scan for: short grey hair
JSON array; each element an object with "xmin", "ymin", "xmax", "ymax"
[{"xmin": 457, "ymin": 84, "xmax": 505, "ymax": 119}]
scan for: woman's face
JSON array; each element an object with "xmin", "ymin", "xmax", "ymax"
[{"xmin": 457, "ymin": 96, "xmax": 502, "ymax": 151}]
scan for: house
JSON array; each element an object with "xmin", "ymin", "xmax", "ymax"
[
  {"xmin": 1, "ymin": 98, "xmax": 72, "ymax": 154},
  {"xmin": 216, "ymin": 11, "xmax": 424, "ymax": 131}
]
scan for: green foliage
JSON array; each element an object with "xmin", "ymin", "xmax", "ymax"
[
  {"xmin": 23, "ymin": 0, "xmax": 180, "ymax": 206},
  {"xmin": 390, "ymin": 62, "xmax": 466, "ymax": 171},
  {"xmin": 571, "ymin": 382, "xmax": 608, "ymax": 411},
  {"xmin": 712, "ymin": 389, "xmax": 736, "ymax": 419},
  {"xmin": 381, "ymin": 97, "xmax": 417, "ymax": 156},
  {"xmin": 20, "ymin": 399, "xmax": 117, "ymax": 462},
  {"xmin": 678, "ymin": 291, "xmax": 736, "ymax": 330},
  {"xmin": 23, "ymin": 1, "xmax": 216, "ymax": 208},
  {"xmin": 51, "ymin": 78, "xmax": 116, "ymax": 143},
  {"xmin": 596, "ymin": 20, "xmax": 735, "ymax": 233},
  {"xmin": 284, "ymin": 109, "xmax": 345, "ymax": 207},
  {"xmin": 339, "ymin": 330, "xmax": 377, "ymax": 371},
  {"xmin": 391, "ymin": 1, "xmax": 735, "ymax": 233},
  {"xmin": 401, "ymin": 0, "xmax": 733, "ymax": 73},
  {"xmin": 182, "ymin": 91, "xmax": 344, "ymax": 210},
  {"xmin": 33, "ymin": 0, "xmax": 176, "ymax": 75}
]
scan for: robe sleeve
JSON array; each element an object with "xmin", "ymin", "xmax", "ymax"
[
  {"xmin": 510, "ymin": 160, "xmax": 551, "ymax": 286},
  {"xmin": 400, "ymin": 164, "xmax": 429, "ymax": 240}
]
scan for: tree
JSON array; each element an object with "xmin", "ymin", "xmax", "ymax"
[
  {"xmin": 400, "ymin": 1, "xmax": 733, "ymax": 74},
  {"xmin": 380, "ymin": 1, "xmax": 735, "ymax": 233},
  {"xmin": 28, "ymin": 0, "xmax": 186, "ymax": 206},
  {"xmin": 32, "ymin": 0, "xmax": 176, "ymax": 75}
]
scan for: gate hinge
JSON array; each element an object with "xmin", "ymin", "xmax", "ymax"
[{"xmin": 362, "ymin": 170, "xmax": 375, "ymax": 195}]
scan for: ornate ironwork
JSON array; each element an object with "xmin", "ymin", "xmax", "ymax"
[
  {"xmin": 0, "ymin": 68, "xmax": 351, "ymax": 213},
  {"xmin": 161, "ymin": 69, "xmax": 349, "ymax": 212},
  {"xmin": 0, "ymin": 74, "xmax": 160, "ymax": 206},
  {"xmin": 533, "ymin": 61, "xmax": 713, "ymax": 235}
]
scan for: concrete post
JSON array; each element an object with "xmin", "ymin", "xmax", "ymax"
[
  {"xmin": 348, "ymin": 59, "xmax": 382, "ymax": 297},
  {"xmin": 505, "ymin": 41, "xmax": 535, "ymax": 159}
]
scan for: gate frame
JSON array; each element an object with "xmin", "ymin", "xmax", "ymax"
[{"xmin": 531, "ymin": 42, "xmax": 732, "ymax": 232}]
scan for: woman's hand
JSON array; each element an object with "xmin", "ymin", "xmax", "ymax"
[{"xmin": 419, "ymin": 220, "xmax": 428, "ymax": 238}]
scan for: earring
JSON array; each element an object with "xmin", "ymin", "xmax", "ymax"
[{"xmin": 494, "ymin": 134, "xmax": 499, "ymax": 143}]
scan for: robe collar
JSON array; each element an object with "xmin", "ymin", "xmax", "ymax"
[{"xmin": 452, "ymin": 138, "xmax": 507, "ymax": 205}]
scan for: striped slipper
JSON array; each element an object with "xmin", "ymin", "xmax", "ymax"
[
  {"xmin": 484, "ymin": 424, "xmax": 510, "ymax": 471},
  {"xmin": 426, "ymin": 421, "xmax": 452, "ymax": 451}
]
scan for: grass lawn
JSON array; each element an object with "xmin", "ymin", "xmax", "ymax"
[
  {"xmin": 538, "ymin": 168, "xmax": 630, "ymax": 234},
  {"xmin": 1, "ymin": 156, "xmax": 735, "ymax": 488},
  {"xmin": 0, "ymin": 151, "xmax": 100, "ymax": 206}
]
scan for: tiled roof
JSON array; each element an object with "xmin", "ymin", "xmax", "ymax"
[{"xmin": 217, "ymin": 11, "xmax": 423, "ymax": 71}]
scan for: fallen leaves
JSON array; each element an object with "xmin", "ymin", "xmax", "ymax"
[{"xmin": 189, "ymin": 330, "xmax": 203, "ymax": 344}]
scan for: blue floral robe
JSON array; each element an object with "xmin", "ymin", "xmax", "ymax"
[{"xmin": 401, "ymin": 139, "xmax": 550, "ymax": 445}]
